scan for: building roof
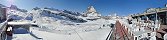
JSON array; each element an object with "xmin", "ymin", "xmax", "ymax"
[
  {"xmin": 8, "ymin": 22, "xmax": 32, "ymax": 25},
  {"xmin": 132, "ymin": 7, "xmax": 167, "ymax": 17}
]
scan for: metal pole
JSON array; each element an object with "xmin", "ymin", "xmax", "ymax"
[
  {"xmin": 155, "ymin": 9, "xmax": 158, "ymax": 31},
  {"xmin": 166, "ymin": 12, "xmax": 167, "ymax": 25},
  {"xmin": 156, "ymin": 11, "xmax": 157, "ymax": 23}
]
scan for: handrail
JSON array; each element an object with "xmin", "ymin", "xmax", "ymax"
[
  {"xmin": 29, "ymin": 32, "xmax": 43, "ymax": 40},
  {"xmin": 106, "ymin": 29, "xmax": 113, "ymax": 40},
  {"xmin": 0, "ymin": 20, "xmax": 8, "ymax": 40},
  {"xmin": 0, "ymin": 21, "xmax": 7, "ymax": 34}
]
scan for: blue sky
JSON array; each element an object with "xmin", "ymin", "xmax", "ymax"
[{"xmin": 0, "ymin": 0, "xmax": 167, "ymax": 16}]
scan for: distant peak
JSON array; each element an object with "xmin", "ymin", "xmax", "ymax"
[
  {"xmin": 10, "ymin": 5, "xmax": 18, "ymax": 10},
  {"xmin": 83, "ymin": 6, "xmax": 101, "ymax": 17},
  {"xmin": 87, "ymin": 6, "xmax": 97, "ymax": 13}
]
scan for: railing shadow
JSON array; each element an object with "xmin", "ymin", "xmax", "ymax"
[{"xmin": 29, "ymin": 32, "xmax": 43, "ymax": 40}]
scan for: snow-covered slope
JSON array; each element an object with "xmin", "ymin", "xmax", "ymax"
[
  {"xmin": 31, "ymin": 7, "xmax": 87, "ymax": 24},
  {"xmin": 7, "ymin": 5, "xmax": 32, "ymax": 21},
  {"xmin": 0, "ymin": 4, "xmax": 6, "ymax": 7},
  {"xmin": 8, "ymin": 10, "xmax": 32, "ymax": 21},
  {"xmin": 10, "ymin": 5, "xmax": 28, "ymax": 12}
]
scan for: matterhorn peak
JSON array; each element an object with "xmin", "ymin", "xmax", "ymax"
[
  {"xmin": 83, "ymin": 6, "xmax": 101, "ymax": 17},
  {"xmin": 10, "ymin": 5, "xmax": 18, "ymax": 10},
  {"xmin": 87, "ymin": 6, "xmax": 97, "ymax": 13}
]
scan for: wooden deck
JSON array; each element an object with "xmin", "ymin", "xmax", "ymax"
[{"xmin": 112, "ymin": 21, "xmax": 133, "ymax": 40}]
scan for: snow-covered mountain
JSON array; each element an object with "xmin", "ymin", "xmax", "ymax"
[
  {"xmin": 10, "ymin": 5, "xmax": 28, "ymax": 12},
  {"xmin": 0, "ymin": 4, "xmax": 6, "ymax": 7},
  {"xmin": 44, "ymin": 7, "xmax": 82, "ymax": 16},
  {"xmin": 8, "ymin": 5, "xmax": 32, "ymax": 21},
  {"xmin": 8, "ymin": 11, "xmax": 33, "ymax": 21},
  {"xmin": 8, "ymin": 5, "xmax": 88, "ymax": 23},
  {"xmin": 30, "ymin": 7, "xmax": 87, "ymax": 24}
]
